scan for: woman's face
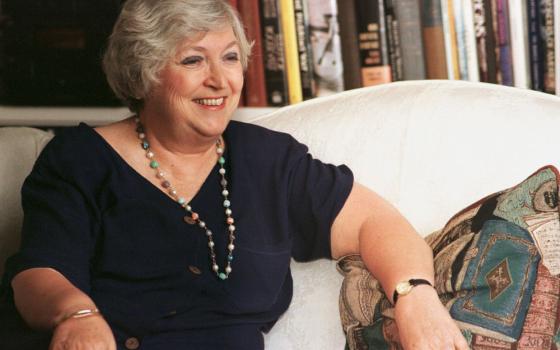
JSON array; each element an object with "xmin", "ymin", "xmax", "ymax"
[{"xmin": 145, "ymin": 26, "xmax": 244, "ymax": 139}]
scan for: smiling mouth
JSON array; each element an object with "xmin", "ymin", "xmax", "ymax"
[{"xmin": 193, "ymin": 97, "xmax": 225, "ymax": 106}]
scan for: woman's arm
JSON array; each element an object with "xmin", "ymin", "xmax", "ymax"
[
  {"xmin": 331, "ymin": 182, "xmax": 468, "ymax": 350},
  {"xmin": 12, "ymin": 268, "xmax": 115, "ymax": 349}
]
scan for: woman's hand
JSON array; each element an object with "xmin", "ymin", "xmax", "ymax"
[
  {"xmin": 49, "ymin": 315, "xmax": 116, "ymax": 350},
  {"xmin": 394, "ymin": 285, "xmax": 469, "ymax": 350}
]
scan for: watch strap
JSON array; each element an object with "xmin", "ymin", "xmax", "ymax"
[{"xmin": 392, "ymin": 278, "xmax": 433, "ymax": 305}]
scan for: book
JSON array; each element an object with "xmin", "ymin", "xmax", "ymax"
[
  {"xmin": 508, "ymin": 0, "xmax": 531, "ymax": 88},
  {"xmin": 385, "ymin": 0, "xmax": 403, "ymax": 81},
  {"xmin": 452, "ymin": 0, "xmax": 469, "ymax": 80},
  {"xmin": 238, "ymin": 0, "xmax": 268, "ymax": 106},
  {"xmin": 420, "ymin": 0, "xmax": 448, "ymax": 79},
  {"xmin": 293, "ymin": 0, "xmax": 315, "ymax": 100},
  {"xmin": 541, "ymin": 0, "xmax": 555, "ymax": 94},
  {"xmin": 492, "ymin": 0, "xmax": 514, "ymax": 86},
  {"xmin": 441, "ymin": 0, "xmax": 460, "ymax": 79},
  {"xmin": 260, "ymin": 0, "xmax": 288, "ymax": 106},
  {"xmin": 306, "ymin": 0, "xmax": 345, "ymax": 96},
  {"xmin": 527, "ymin": 0, "xmax": 544, "ymax": 91},
  {"xmin": 461, "ymin": 0, "xmax": 480, "ymax": 81},
  {"xmin": 555, "ymin": 0, "xmax": 560, "ymax": 95},
  {"xmin": 355, "ymin": 0, "xmax": 391, "ymax": 86},
  {"xmin": 472, "ymin": 0, "xmax": 497, "ymax": 83},
  {"xmin": 393, "ymin": 0, "xmax": 426, "ymax": 80},
  {"xmin": 336, "ymin": 0, "xmax": 362, "ymax": 89},
  {"xmin": 279, "ymin": 0, "xmax": 303, "ymax": 104}
]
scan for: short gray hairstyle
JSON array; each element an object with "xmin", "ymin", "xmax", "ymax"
[{"xmin": 103, "ymin": 0, "xmax": 251, "ymax": 112}]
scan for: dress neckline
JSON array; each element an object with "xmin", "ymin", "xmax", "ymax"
[{"xmin": 78, "ymin": 122, "xmax": 230, "ymax": 209}]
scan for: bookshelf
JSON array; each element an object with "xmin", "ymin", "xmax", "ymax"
[{"xmin": 0, "ymin": 106, "xmax": 277, "ymax": 127}]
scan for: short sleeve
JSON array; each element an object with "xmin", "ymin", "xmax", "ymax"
[
  {"xmin": 287, "ymin": 139, "xmax": 354, "ymax": 262},
  {"xmin": 4, "ymin": 138, "xmax": 99, "ymax": 293}
]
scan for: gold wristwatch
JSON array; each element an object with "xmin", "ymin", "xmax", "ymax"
[{"xmin": 392, "ymin": 278, "xmax": 433, "ymax": 305}]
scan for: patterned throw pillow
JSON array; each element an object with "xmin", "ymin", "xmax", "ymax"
[{"xmin": 338, "ymin": 165, "xmax": 560, "ymax": 350}]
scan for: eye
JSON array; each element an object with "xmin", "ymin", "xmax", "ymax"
[
  {"xmin": 224, "ymin": 52, "xmax": 240, "ymax": 63},
  {"xmin": 181, "ymin": 56, "xmax": 204, "ymax": 66}
]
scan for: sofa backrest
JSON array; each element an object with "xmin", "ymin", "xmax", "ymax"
[{"xmin": 0, "ymin": 127, "xmax": 53, "ymax": 277}]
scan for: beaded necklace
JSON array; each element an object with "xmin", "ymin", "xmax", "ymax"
[{"xmin": 134, "ymin": 117, "xmax": 235, "ymax": 280}]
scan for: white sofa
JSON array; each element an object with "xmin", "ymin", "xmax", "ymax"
[{"xmin": 1, "ymin": 80, "xmax": 560, "ymax": 349}]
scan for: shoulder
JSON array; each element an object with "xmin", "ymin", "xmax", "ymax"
[
  {"xmin": 34, "ymin": 122, "xmax": 113, "ymax": 181},
  {"xmin": 227, "ymin": 120, "xmax": 308, "ymax": 156}
]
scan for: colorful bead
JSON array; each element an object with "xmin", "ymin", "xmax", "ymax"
[
  {"xmin": 178, "ymin": 197, "xmax": 186, "ymax": 205},
  {"xmin": 223, "ymin": 200, "xmax": 231, "ymax": 207},
  {"xmin": 149, "ymin": 160, "xmax": 159, "ymax": 168},
  {"xmin": 142, "ymin": 141, "xmax": 149, "ymax": 149},
  {"xmin": 191, "ymin": 212, "xmax": 199, "ymax": 220},
  {"xmin": 226, "ymin": 217, "xmax": 234, "ymax": 225},
  {"xmin": 227, "ymin": 255, "xmax": 234, "ymax": 262},
  {"xmin": 218, "ymin": 272, "xmax": 227, "ymax": 280},
  {"xmin": 218, "ymin": 156, "xmax": 225, "ymax": 165}
]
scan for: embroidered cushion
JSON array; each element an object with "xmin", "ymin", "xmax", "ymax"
[{"xmin": 338, "ymin": 165, "xmax": 560, "ymax": 349}]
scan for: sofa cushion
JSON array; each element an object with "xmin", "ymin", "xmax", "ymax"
[
  {"xmin": 0, "ymin": 127, "xmax": 53, "ymax": 277},
  {"xmin": 338, "ymin": 165, "xmax": 560, "ymax": 349}
]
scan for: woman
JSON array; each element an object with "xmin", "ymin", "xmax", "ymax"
[{"xmin": 5, "ymin": 0, "xmax": 468, "ymax": 349}]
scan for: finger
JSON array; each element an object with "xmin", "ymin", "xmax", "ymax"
[{"xmin": 454, "ymin": 332, "xmax": 470, "ymax": 350}]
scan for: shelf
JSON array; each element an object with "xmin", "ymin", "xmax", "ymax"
[{"xmin": 0, "ymin": 106, "xmax": 278, "ymax": 127}]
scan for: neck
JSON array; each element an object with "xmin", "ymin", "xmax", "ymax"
[{"xmin": 136, "ymin": 112, "xmax": 221, "ymax": 159}]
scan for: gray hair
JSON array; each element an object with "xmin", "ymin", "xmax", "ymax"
[{"xmin": 102, "ymin": 0, "xmax": 251, "ymax": 112}]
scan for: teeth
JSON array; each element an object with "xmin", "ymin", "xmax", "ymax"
[{"xmin": 195, "ymin": 98, "xmax": 224, "ymax": 106}]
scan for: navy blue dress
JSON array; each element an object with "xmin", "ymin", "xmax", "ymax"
[{"xmin": 2, "ymin": 121, "xmax": 353, "ymax": 349}]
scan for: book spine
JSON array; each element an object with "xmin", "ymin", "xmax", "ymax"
[
  {"xmin": 279, "ymin": 0, "xmax": 303, "ymax": 104},
  {"xmin": 527, "ymin": 0, "xmax": 544, "ymax": 90},
  {"xmin": 441, "ymin": 0, "xmax": 458, "ymax": 79},
  {"xmin": 472, "ymin": 0, "xmax": 497, "ymax": 83},
  {"xmin": 336, "ymin": 0, "xmax": 362, "ymax": 89},
  {"xmin": 238, "ymin": 0, "xmax": 268, "ymax": 106},
  {"xmin": 541, "ymin": 0, "xmax": 555, "ymax": 93},
  {"xmin": 393, "ymin": 0, "xmax": 426, "ymax": 79},
  {"xmin": 307, "ymin": 0, "xmax": 345, "ymax": 96},
  {"xmin": 495, "ymin": 0, "xmax": 514, "ymax": 86},
  {"xmin": 260, "ymin": 0, "xmax": 288, "ymax": 106},
  {"xmin": 420, "ymin": 0, "xmax": 448, "ymax": 79},
  {"xmin": 555, "ymin": 0, "xmax": 560, "ymax": 95},
  {"xmin": 462, "ymin": 0, "xmax": 480, "ymax": 81},
  {"xmin": 293, "ymin": 0, "xmax": 315, "ymax": 99},
  {"xmin": 453, "ymin": 0, "xmax": 469, "ymax": 80},
  {"xmin": 509, "ymin": 0, "xmax": 531, "ymax": 88},
  {"xmin": 385, "ymin": 0, "xmax": 403, "ymax": 81},
  {"xmin": 355, "ymin": 0, "xmax": 392, "ymax": 86}
]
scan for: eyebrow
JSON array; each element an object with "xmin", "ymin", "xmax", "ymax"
[{"xmin": 188, "ymin": 40, "xmax": 239, "ymax": 53}]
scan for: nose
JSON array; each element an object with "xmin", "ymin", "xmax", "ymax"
[{"xmin": 204, "ymin": 61, "xmax": 226, "ymax": 89}]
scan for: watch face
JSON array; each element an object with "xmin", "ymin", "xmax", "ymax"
[{"xmin": 396, "ymin": 281, "xmax": 413, "ymax": 295}]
